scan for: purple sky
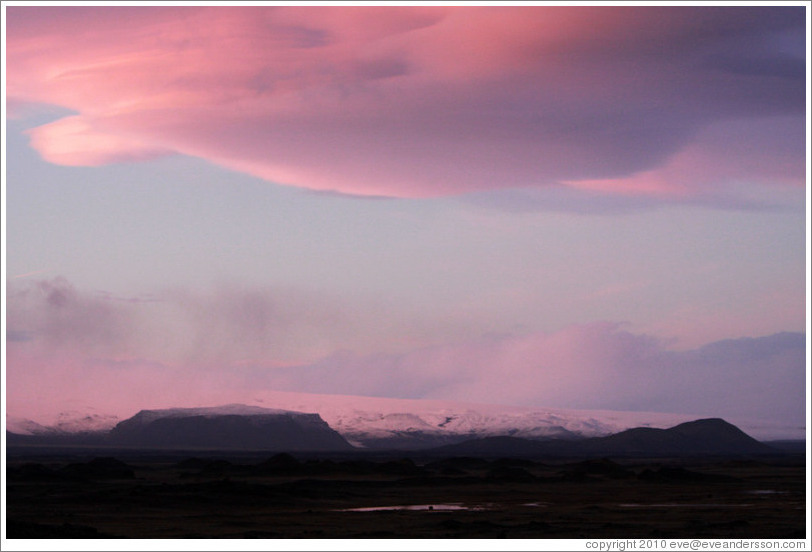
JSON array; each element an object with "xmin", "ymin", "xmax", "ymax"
[{"xmin": 3, "ymin": 4, "xmax": 808, "ymax": 431}]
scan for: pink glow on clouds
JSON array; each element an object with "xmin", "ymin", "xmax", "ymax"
[
  {"xmin": 4, "ymin": 277, "xmax": 488, "ymax": 370},
  {"xmin": 5, "ymin": 278, "xmax": 805, "ymax": 428},
  {"xmin": 565, "ymin": 116, "xmax": 805, "ymax": 198},
  {"xmin": 6, "ymin": 6, "xmax": 805, "ymax": 200},
  {"xmin": 7, "ymin": 319, "xmax": 804, "ymax": 430},
  {"xmin": 4, "ymin": 348, "xmax": 241, "ymax": 424},
  {"xmin": 27, "ymin": 116, "xmax": 171, "ymax": 165}
]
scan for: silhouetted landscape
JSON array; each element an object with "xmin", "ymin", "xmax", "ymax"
[{"xmin": 6, "ymin": 413, "xmax": 806, "ymax": 539}]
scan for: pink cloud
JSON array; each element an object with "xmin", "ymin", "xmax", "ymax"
[
  {"xmin": 27, "ymin": 116, "xmax": 171, "ymax": 165},
  {"xmin": 7, "ymin": 306, "xmax": 804, "ymax": 430},
  {"xmin": 5, "ymin": 277, "xmax": 136, "ymax": 356},
  {"xmin": 5, "ymin": 277, "xmax": 477, "ymax": 370},
  {"xmin": 4, "ymin": 348, "xmax": 245, "ymax": 425},
  {"xmin": 255, "ymin": 323, "xmax": 667, "ymax": 406},
  {"xmin": 565, "ymin": 116, "xmax": 805, "ymax": 199},
  {"xmin": 6, "ymin": 280, "xmax": 805, "ymax": 429},
  {"xmin": 6, "ymin": 6, "xmax": 805, "ymax": 201},
  {"xmin": 247, "ymin": 324, "xmax": 805, "ymax": 429}
]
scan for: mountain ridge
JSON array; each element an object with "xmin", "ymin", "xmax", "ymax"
[
  {"xmin": 7, "ymin": 406, "xmax": 785, "ymax": 457},
  {"xmin": 7, "ymin": 392, "xmax": 804, "ymax": 447},
  {"xmin": 428, "ymin": 418, "xmax": 776, "ymax": 457}
]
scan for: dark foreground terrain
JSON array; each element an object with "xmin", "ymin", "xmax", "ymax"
[{"xmin": 5, "ymin": 449, "xmax": 806, "ymax": 539}]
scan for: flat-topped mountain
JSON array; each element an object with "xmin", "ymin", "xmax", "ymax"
[{"xmin": 106, "ymin": 405, "xmax": 353, "ymax": 451}]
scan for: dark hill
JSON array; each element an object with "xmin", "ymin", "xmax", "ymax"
[
  {"xmin": 426, "ymin": 418, "xmax": 775, "ymax": 458},
  {"xmin": 582, "ymin": 418, "xmax": 774, "ymax": 456}
]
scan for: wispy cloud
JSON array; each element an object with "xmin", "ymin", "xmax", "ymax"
[
  {"xmin": 10, "ymin": 269, "xmax": 53, "ymax": 279},
  {"xmin": 5, "ymin": 277, "xmax": 470, "ymax": 367},
  {"xmin": 6, "ymin": 278, "xmax": 805, "ymax": 429},
  {"xmin": 237, "ymin": 326, "xmax": 807, "ymax": 430}
]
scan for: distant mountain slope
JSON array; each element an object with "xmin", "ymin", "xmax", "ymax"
[
  {"xmin": 107, "ymin": 405, "xmax": 353, "ymax": 451},
  {"xmin": 5, "ymin": 430, "xmax": 109, "ymax": 447},
  {"xmin": 6, "ymin": 412, "xmax": 120, "ymax": 436},
  {"xmin": 582, "ymin": 418, "xmax": 774, "ymax": 456},
  {"xmin": 234, "ymin": 392, "xmax": 703, "ymax": 449},
  {"xmin": 218, "ymin": 390, "xmax": 801, "ymax": 446},
  {"xmin": 763, "ymin": 440, "xmax": 806, "ymax": 453},
  {"xmin": 429, "ymin": 419, "xmax": 776, "ymax": 457}
]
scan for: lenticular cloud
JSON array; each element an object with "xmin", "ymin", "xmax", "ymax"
[{"xmin": 6, "ymin": 6, "xmax": 806, "ymax": 200}]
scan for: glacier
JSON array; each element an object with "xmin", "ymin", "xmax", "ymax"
[{"xmin": 6, "ymin": 390, "xmax": 804, "ymax": 444}]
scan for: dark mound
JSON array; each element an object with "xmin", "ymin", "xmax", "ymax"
[
  {"xmin": 7, "ymin": 463, "xmax": 69, "ymax": 482},
  {"xmin": 584, "ymin": 419, "xmax": 775, "ymax": 456},
  {"xmin": 175, "ymin": 457, "xmax": 210, "ymax": 470},
  {"xmin": 425, "ymin": 457, "xmax": 493, "ymax": 471},
  {"xmin": 176, "ymin": 459, "xmax": 227, "ymax": 478},
  {"xmin": 563, "ymin": 458, "xmax": 633, "ymax": 479},
  {"xmin": 638, "ymin": 466, "xmax": 739, "ymax": 483},
  {"xmin": 257, "ymin": 453, "xmax": 304, "ymax": 475},
  {"xmin": 60, "ymin": 457, "xmax": 135, "ymax": 479},
  {"xmin": 486, "ymin": 465, "xmax": 536, "ymax": 481}
]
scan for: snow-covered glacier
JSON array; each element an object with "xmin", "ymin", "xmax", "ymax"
[{"xmin": 7, "ymin": 390, "xmax": 803, "ymax": 446}]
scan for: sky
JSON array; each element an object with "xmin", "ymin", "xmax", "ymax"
[{"xmin": 2, "ymin": 3, "xmax": 809, "ymax": 433}]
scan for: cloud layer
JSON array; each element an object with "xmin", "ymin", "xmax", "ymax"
[
  {"xmin": 256, "ymin": 326, "xmax": 805, "ymax": 428},
  {"xmin": 6, "ymin": 6, "xmax": 806, "ymax": 203},
  {"xmin": 6, "ymin": 278, "xmax": 805, "ymax": 430}
]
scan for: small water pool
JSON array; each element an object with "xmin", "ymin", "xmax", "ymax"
[{"xmin": 339, "ymin": 503, "xmax": 484, "ymax": 512}]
